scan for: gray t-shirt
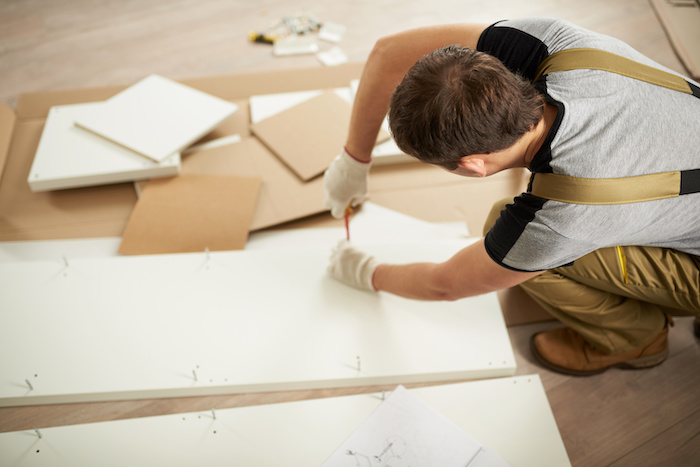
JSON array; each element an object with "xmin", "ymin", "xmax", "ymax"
[{"xmin": 477, "ymin": 18, "xmax": 700, "ymax": 272}]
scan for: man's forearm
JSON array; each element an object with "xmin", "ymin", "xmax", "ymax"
[
  {"xmin": 372, "ymin": 239, "xmax": 542, "ymax": 301},
  {"xmin": 373, "ymin": 262, "xmax": 463, "ymax": 301}
]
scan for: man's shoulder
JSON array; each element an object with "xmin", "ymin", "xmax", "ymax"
[{"xmin": 488, "ymin": 17, "xmax": 574, "ymax": 38}]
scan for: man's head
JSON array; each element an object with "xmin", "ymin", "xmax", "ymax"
[{"xmin": 388, "ymin": 45, "xmax": 544, "ymax": 171}]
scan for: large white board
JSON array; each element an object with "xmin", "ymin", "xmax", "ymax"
[
  {"xmin": 0, "ymin": 375, "xmax": 570, "ymax": 467},
  {"xmin": 0, "ymin": 239, "xmax": 514, "ymax": 406}
]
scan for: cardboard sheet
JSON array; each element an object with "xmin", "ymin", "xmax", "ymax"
[
  {"xmin": 28, "ymin": 103, "xmax": 181, "ymax": 192},
  {"xmin": 249, "ymin": 91, "xmax": 354, "ymax": 181},
  {"xmin": 118, "ymin": 173, "xmax": 261, "ymax": 255},
  {"xmin": 0, "ymin": 376, "xmax": 571, "ymax": 467},
  {"xmin": 182, "ymin": 137, "xmax": 326, "ymax": 231},
  {"xmin": 0, "ymin": 120, "xmax": 138, "ymax": 241},
  {"xmin": 74, "ymin": 75, "xmax": 239, "ymax": 162}
]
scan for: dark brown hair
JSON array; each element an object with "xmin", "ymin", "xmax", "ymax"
[{"xmin": 388, "ymin": 45, "xmax": 544, "ymax": 170}]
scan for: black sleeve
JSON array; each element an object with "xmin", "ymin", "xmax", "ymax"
[
  {"xmin": 483, "ymin": 194, "xmax": 548, "ymax": 272},
  {"xmin": 477, "ymin": 23, "xmax": 550, "ymax": 81}
]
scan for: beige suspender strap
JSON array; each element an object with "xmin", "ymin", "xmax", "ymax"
[
  {"xmin": 530, "ymin": 48, "xmax": 700, "ymax": 204},
  {"xmin": 530, "ymin": 172, "xmax": 680, "ymax": 205},
  {"xmin": 533, "ymin": 48, "xmax": 697, "ymax": 95},
  {"xmin": 531, "ymin": 169, "xmax": 700, "ymax": 205}
]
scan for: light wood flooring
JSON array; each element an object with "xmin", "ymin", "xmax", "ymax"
[{"xmin": 1, "ymin": 1, "xmax": 699, "ymax": 465}]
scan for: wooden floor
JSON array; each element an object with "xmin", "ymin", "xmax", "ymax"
[{"xmin": 1, "ymin": 0, "xmax": 699, "ymax": 465}]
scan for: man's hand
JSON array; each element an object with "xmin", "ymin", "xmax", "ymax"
[
  {"xmin": 327, "ymin": 240, "xmax": 379, "ymax": 291},
  {"xmin": 323, "ymin": 148, "xmax": 371, "ymax": 218}
]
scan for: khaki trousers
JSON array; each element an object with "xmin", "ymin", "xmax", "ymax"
[{"xmin": 484, "ymin": 199, "xmax": 700, "ymax": 354}]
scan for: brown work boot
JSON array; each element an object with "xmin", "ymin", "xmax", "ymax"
[{"xmin": 530, "ymin": 326, "xmax": 669, "ymax": 376}]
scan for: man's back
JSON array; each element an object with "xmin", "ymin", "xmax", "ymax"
[{"xmin": 479, "ymin": 18, "xmax": 700, "ymax": 272}]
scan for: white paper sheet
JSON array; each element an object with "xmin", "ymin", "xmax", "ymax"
[{"xmin": 322, "ymin": 385, "xmax": 509, "ymax": 467}]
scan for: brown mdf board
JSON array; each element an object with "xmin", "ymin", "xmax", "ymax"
[
  {"xmin": 249, "ymin": 91, "xmax": 352, "ymax": 181},
  {"xmin": 118, "ymin": 173, "xmax": 261, "ymax": 255},
  {"xmin": 182, "ymin": 137, "xmax": 325, "ymax": 231},
  {"xmin": 651, "ymin": 0, "xmax": 700, "ymax": 79}
]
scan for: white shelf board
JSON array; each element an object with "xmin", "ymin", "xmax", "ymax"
[
  {"xmin": 28, "ymin": 103, "xmax": 181, "ymax": 192},
  {"xmin": 74, "ymin": 75, "xmax": 238, "ymax": 162},
  {"xmin": 0, "ymin": 375, "xmax": 570, "ymax": 467},
  {"xmin": 0, "ymin": 239, "xmax": 515, "ymax": 406}
]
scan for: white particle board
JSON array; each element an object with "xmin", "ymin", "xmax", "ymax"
[
  {"xmin": 27, "ymin": 103, "xmax": 181, "ymax": 192},
  {"xmin": 0, "ymin": 375, "xmax": 571, "ymax": 467},
  {"xmin": 74, "ymin": 75, "xmax": 238, "ymax": 162},
  {"xmin": 0, "ymin": 239, "xmax": 515, "ymax": 407}
]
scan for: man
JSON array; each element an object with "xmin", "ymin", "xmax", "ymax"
[{"xmin": 324, "ymin": 18, "xmax": 700, "ymax": 376}]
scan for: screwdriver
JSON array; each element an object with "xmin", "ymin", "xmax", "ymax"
[{"xmin": 344, "ymin": 204, "xmax": 353, "ymax": 241}]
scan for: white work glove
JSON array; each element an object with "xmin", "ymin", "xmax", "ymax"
[
  {"xmin": 327, "ymin": 240, "xmax": 380, "ymax": 291},
  {"xmin": 323, "ymin": 148, "xmax": 372, "ymax": 218}
]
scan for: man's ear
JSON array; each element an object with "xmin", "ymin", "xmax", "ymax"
[{"xmin": 457, "ymin": 155, "xmax": 487, "ymax": 178}]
